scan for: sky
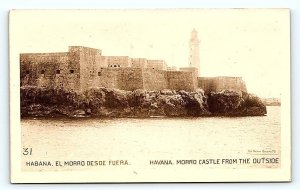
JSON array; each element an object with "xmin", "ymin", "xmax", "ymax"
[{"xmin": 10, "ymin": 9, "xmax": 290, "ymax": 98}]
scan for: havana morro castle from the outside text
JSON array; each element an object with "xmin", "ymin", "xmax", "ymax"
[{"xmin": 20, "ymin": 29, "xmax": 247, "ymax": 94}]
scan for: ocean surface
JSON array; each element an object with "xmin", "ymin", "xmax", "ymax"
[{"xmin": 21, "ymin": 106, "xmax": 280, "ymax": 171}]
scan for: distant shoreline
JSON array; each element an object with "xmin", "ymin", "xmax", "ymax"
[{"xmin": 262, "ymin": 98, "xmax": 281, "ymax": 106}]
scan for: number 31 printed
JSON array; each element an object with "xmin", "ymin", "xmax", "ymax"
[{"xmin": 22, "ymin": 148, "xmax": 32, "ymax": 155}]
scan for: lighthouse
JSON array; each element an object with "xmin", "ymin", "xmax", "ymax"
[{"xmin": 189, "ymin": 29, "xmax": 200, "ymax": 76}]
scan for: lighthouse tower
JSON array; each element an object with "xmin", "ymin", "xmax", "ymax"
[{"xmin": 189, "ymin": 29, "xmax": 200, "ymax": 76}]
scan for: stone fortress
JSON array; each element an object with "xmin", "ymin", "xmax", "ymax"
[{"xmin": 20, "ymin": 29, "xmax": 247, "ymax": 94}]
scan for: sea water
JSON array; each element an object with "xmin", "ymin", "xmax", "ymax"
[{"xmin": 21, "ymin": 106, "xmax": 280, "ymax": 170}]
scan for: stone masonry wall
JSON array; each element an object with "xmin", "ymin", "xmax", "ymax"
[
  {"xmin": 143, "ymin": 69, "xmax": 168, "ymax": 91},
  {"xmin": 214, "ymin": 77, "xmax": 247, "ymax": 92},
  {"xmin": 147, "ymin": 60, "xmax": 167, "ymax": 70},
  {"xmin": 20, "ymin": 46, "xmax": 248, "ymax": 94},
  {"xmin": 180, "ymin": 67, "xmax": 199, "ymax": 77},
  {"xmin": 198, "ymin": 76, "xmax": 247, "ymax": 94},
  {"xmin": 131, "ymin": 58, "xmax": 147, "ymax": 68},
  {"xmin": 76, "ymin": 46, "xmax": 102, "ymax": 91},
  {"xmin": 105, "ymin": 56, "xmax": 132, "ymax": 68},
  {"xmin": 198, "ymin": 77, "xmax": 215, "ymax": 92},
  {"xmin": 93, "ymin": 68, "xmax": 144, "ymax": 91},
  {"xmin": 94, "ymin": 68, "xmax": 197, "ymax": 92},
  {"xmin": 67, "ymin": 47, "xmax": 82, "ymax": 91},
  {"xmin": 91, "ymin": 68, "xmax": 119, "ymax": 89},
  {"xmin": 117, "ymin": 68, "xmax": 144, "ymax": 91},
  {"xmin": 20, "ymin": 52, "xmax": 80, "ymax": 90},
  {"xmin": 166, "ymin": 71, "xmax": 197, "ymax": 91}
]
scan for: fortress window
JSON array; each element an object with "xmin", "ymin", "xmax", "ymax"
[
  {"xmin": 56, "ymin": 70, "xmax": 60, "ymax": 74},
  {"xmin": 114, "ymin": 65, "xmax": 117, "ymax": 67},
  {"xmin": 41, "ymin": 70, "xmax": 45, "ymax": 74},
  {"xmin": 98, "ymin": 72, "xmax": 101, "ymax": 76},
  {"xmin": 69, "ymin": 70, "xmax": 74, "ymax": 74}
]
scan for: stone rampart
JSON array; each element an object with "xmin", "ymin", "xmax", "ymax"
[
  {"xmin": 20, "ymin": 46, "xmax": 248, "ymax": 94},
  {"xmin": 147, "ymin": 60, "xmax": 167, "ymax": 70},
  {"xmin": 131, "ymin": 58, "xmax": 147, "ymax": 68},
  {"xmin": 20, "ymin": 52, "xmax": 77, "ymax": 90},
  {"xmin": 167, "ymin": 71, "xmax": 197, "ymax": 91},
  {"xmin": 143, "ymin": 69, "xmax": 168, "ymax": 91},
  {"xmin": 105, "ymin": 56, "xmax": 132, "ymax": 68},
  {"xmin": 76, "ymin": 46, "xmax": 102, "ymax": 91},
  {"xmin": 198, "ymin": 76, "xmax": 247, "ymax": 94},
  {"xmin": 117, "ymin": 68, "xmax": 144, "ymax": 91},
  {"xmin": 94, "ymin": 68, "xmax": 197, "ymax": 92},
  {"xmin": 93, "ymin": 68, "xmax": 144, "ymax": 91}
]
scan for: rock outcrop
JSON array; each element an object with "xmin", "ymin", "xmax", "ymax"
[
  {"xmin": 20, "ymin": 86, "xmax": 266, "ymax": 118},
  {"xmin": 207, "ymin": 90, "xmax": 267, "ymax": 116}
]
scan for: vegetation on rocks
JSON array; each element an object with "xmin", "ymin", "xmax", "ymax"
[
  {"xmin": 207, "ymin": 90, "xmax": 267, "ymax": 116},
  {"xmin": 20, "ymin": 86, "xmax": 266, "ymax": 118}
]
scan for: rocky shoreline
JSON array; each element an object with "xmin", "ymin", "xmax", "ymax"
[{"xmin": 20, "ymin": 86, "xmax": 267, "ymax": 118}]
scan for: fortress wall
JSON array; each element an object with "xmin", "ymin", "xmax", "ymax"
[
  {"xmin": 198, "ymin": 77, "xmax": 216, "ymax": 92},
  {"xmin": 20, "ymin": 46, "xmax": 248, "ymax": 94},
  {"xmin": 198, "ymin": 77, "xmax": 247, "ymax": 93},
  {"xmin": 167, "ymin": 66, "xmax": 177, "ymax": 71},
  {"xmin": 131, "ymin": 58, "xmax": 147, "ymax": 68},
  {"xmin": 67, "ymin": 47, "xmax": 83, "ymax": 91},
  {"xmin": 68, "ymin": 47, "xmax": 81, "ymax": 70},
  {"xmin": 20, "ymin": 52, "xmax": 69, "ymax": 62},
  {"xmin": 34, "ymin": 62, "xmax": 62, "ymax": 88},
  {"xmin": 105, "ymin": 56, "xmax": 132, "ymax": 68},
  {"xmin": 20, "ymin": 55, "xmax": 36, "ymax": 86},
  {"xmin": 96, "ymin": 56, "xmax": 108, "ymax": 69},
  {"xmin": 92, "ymin": 68, "xmax": 119, "ymax": 89},
  {"xmin": 180, "ymin": 67, "xmax": 199, "ymax": 77},
  {"xmin": 92, "ymin": 68, "xmax": 144, "ymax": 91},
  {"xmin": 20, "ymin": 53, "xmax": 72, "ymax": 89},
  {"xmin": 147, "ymin": 60, "xmax": 167, "ymax": 70},
  {"xmin": 116, "ymin": 68, "xmax": 144, "ymax": 91},
  {"xmin": 143, "ymin": 69, "xmax": 168, "ymax": 91},
  {"xmin": 75, "ymin": 46, "xmax": 102, "ymax": 91},
  {"xmin": 214, "ymin": 77, "xmax": 247, "ymax": 93},
  {"xmin": 166, "ymin": 71, "xmax": 197, "ymax": 91}
]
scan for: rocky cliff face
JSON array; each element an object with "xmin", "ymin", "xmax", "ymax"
[
  {"xmin": 207, "ymin": 90, "xmax": 267, "ymax": 116},
  {"xmin": 20, "ymin": 86, "xmax": 266, "ymax": 118}
]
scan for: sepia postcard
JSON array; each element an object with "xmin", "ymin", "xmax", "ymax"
[{"xmin": 9, "ymin": 9, "xmax": 291, "ymax": 183}]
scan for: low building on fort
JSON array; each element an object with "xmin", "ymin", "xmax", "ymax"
[{"xmin": 20, "ymin": 30, "xmax": 247, "ymax": 94}]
